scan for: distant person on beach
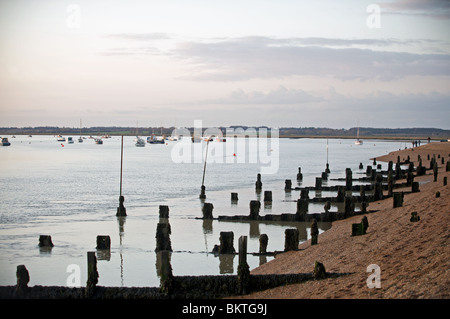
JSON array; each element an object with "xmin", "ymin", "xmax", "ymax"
[
  {"xmin": 419, "ymin": 140, "xmax": 421, "ymax": 146},
  {"xmin": 428, "ymin": 137, "xmax": 431, "ymax": 143}
]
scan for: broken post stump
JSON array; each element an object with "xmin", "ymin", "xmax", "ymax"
[
  {"xmin": 315, "ymin": 177, "xmax": 322, "ymax": 190},
  {"xmin": 296, "ymin": 198, "xmax": 308, "ymax": 219},
  {"xmin": 285, "ymin": 179, "xmax": 292, "ymax": 191},
  {"xmin": 16, "ymin": 265, "xmax": 29, "ymax": 295},
  {"xmin": 393, "ymin": 192, "xmax": 404, "ymax": 208},
  {"xmin": 444, "ymin": 176, "xmax": 447, "ymax": 186},
  {"xmin": 412, "ymin": 181, "xmax": 420, "ymax": 193},
  {"xmin": 311, "ymin": 219, "xmax": 318, "ymax": 246},
  {"xmin": 202, "ymin": 202, "xmax": 214, "ymax": 219},
  {"xmin": 410, "ymin": 212, "xmax": 420, "ymax": 222},
  {"xmin": 159, "ymin": 205, "xmax": 169, "ymax": 219},
  {"xmin": 155, "ymin": 222, "xmax": 172, "ymax": 252},
  {"xmin": 96, "ymin": 235, "xmax": 111, "ymax": 250},
  {"xmin": 284, "ymin": 228, "xmax": 299, "ymax": 252},
  {"xmin": 218, "ymin": 231, "xmax": 235, "ymax": 254},
  {"xmin": 249, "ymin": 200, "xmax": 261, "ymax": 220},
  {"xmin": 231, "ymin": 192, "xmax": 239, "ymax": 201},
  {"xmin": 116, "ymin": 195, "xmax": 126, "ymax": 217},
  {"xmin": 345, "ymin": 168, "xmax": 352, "ymax": 191},
  {"xmin": 38, "ymin": 235, "xmax": 54, "ymax": 248},
  {"xmin": 264, "ymin": 190, "xmax": 272, "ymax": 202},
  {"xmin": 300, "ymin": 189, "xmax": 309, "ymax": 200},
  {"xmin": 313, "ymin": 261, "xmax": 327, "ymax": 280},
  {"xmin": 259, "ymin": 234, "xmax": 268, "ymax": 254},
  {"xmin": 337, "ymin": 186, "xmax": 345, "ymax": 202}
]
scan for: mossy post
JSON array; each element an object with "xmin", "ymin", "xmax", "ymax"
[
  {"xmin": 237, "ymin": 236, "xmax": 250, "ymax": 295},
  {"xmin": 313, "ymin": 261, "xmax": 327, "ymax": 280},
  {"xmin": 284, "ymin": 228, "xmax": 299, "ymax": 252},
  {"xmin": 159, "ymin": 250, "xmax": 173, "ymax": 294},
  {"xmin": 311, "ymin": 219, "xmax": 319, "ymax": 246},
  {"xmin": 86, "ymin": 251, "xmax": 98, "ymax": 297}
]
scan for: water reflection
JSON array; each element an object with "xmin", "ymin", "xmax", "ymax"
[{"xmin": 218, "ymin": 254, "xmax": 235, "ymax": 274}]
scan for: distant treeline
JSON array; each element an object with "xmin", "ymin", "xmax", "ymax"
[{"xmin": 0, "ymin": 126, "xmax": 449, "ymax": 139}]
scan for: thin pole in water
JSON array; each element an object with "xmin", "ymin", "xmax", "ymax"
[
  {"xmin": 120, "ymin": 135, "xmax": 124, "ymax": 197},
  {"xmin": 202, "ymin": 140, "xmax": 209, "ymax": 187}
]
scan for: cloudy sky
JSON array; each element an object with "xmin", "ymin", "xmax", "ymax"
[{"xmin": 1, "ymin": 0, "xmax": 449, "ymax": 129}]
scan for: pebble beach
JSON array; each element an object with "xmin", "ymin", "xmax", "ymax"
[{"xmin": 237, "ymin": 141, "xmax": 450, "ymax": 299}]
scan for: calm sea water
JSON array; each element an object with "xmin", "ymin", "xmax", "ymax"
[{"xmin": 0, "ymin": 134, "xmax": 405, "ymax": 287}]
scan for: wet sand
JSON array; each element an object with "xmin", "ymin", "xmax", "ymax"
[{"xmin": 236, "ymin": 142, "xmax": 450, "ymax": 299}]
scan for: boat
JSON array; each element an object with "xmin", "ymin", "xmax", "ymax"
[
  {"xmin": 56, "ymin": 135, "xmax": 65, "ymax": 142},
  {"xmin": 1, "ymin": 137, "xmax": 11, "ymax": 146},
  {"xmin": 135, "ymin": 136, "xmax": 146, "ymax": 147},
  {"xmin": 147, "ymin": 134, "xmax": 165, "ymax": 144},
  {"xmin": 95, "ymin": 138, "xmax": 103, "ymax": 144},
  {"xmin": 67, "ymin": 137, "xmax": 74, "ymax": 144},
  {"xmin": 78, "ymin": 119, "xmax": 83, "ymax": 143},
  {"xmin": 355, "ymin": 123, "xmax": 363, "ymax": 145}
]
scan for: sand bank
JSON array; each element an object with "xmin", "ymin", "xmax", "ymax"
[{"xmin": 237, "ymin": 142, "xmax": 450, "ymax": 299}]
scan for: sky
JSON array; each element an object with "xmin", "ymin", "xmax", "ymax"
[{"xmin": 1, "ymin": 0, "xmax": 450, "ymax": 129}]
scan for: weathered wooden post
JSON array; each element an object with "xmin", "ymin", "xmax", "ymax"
[
  {"xmin": 231, "ymin": 192, "xmax": 239, "ymax": 201},
  {"xmin": 352, "ymin": 216, "xmax": 368, "ymax": 236},
  {"xmin": 446, "ymin": 160, "xmax": 450, "ymax": 172},
  {"xmin": 444, "ymin": 176, "xmax": 447, "ymax": 186},
  {"xmin": 237, "ymin": 236, "xmax": 250, "ymax": 295},
  {"xmin": 155, "ymin": 222, "xmax": 172, "ymax": 252},
  {"xmin": 311, "ymin": 219, "xmax": 318, "ymax": 245},
  {"xmin": 116, "ymin": 136, "xmax": 127, "ymax": 217},
  {"xmin": 199, "ymin": 185, "xmax": 206, "ymax": 200},
  {"xmin": 359, "ymin": 162, "xmax": 363, "ymax": 170},
  {"xmin": 412, "ymin": 181, "xmax": 420, "ymax": 193},
  {"xmin": 315, "ymin": 177, "xmax": 322, "ymax": 190},
  {"xmin": 296, "ymin": 199, "xmax": 308, "ymax": 220},
  {"xmin": 297, "ymin": 167, "xmax": 303, "ymax": 180},
  {"xmin": 159, "ymin": 205, "xmax": 169, "ymax": 219},
  {"xmin": 366, "ymin": 165, "xmax": 373, "ymax": 177},
  {"xmin": 345, "ymin": 168, "xmax": 352, "ymax": 191},
  {"xmin": 433, "ymin": 161, "xmax": 438, "ymax": 182},
  {"xmin": 264, "ymin": 190, "xmax": 272, "ymax": 203},
  {"xmin": 249, "ymin": 200, "xmax": 261, "ymax": 220},
  {"xmin": 374, "ymin": 175, "xmax": 383, "ymax": 201},
  {"xmin": 393, "ymin": 192, "xmax": 404, "ymax": 208},
  {"xmin": 336, "ymin": 186, "xmax": 345, "ymax": 202},
  {"xmin": 86, "ymin": 251, "xmax": 98, "ymax": 297},
  {"xmin": 285, "ymin": 179, "xmax": 292, "ymax": 191},
  {"xmin": 96, "ymin": 235, "xmax": 111, "ymax": 250},
  {"xmin": 388, "ymin": 161, "xmax": 393, "ymax": 172},
  {"xmin": 16, "ymin": 265, "xmax": 29, "ymax": 296},
  {"xmin": 259, "ymin": 234, "xmax": 268, "ymax": 254},
  {"xmin": 284, "ymin": 228, "xmax": 299, "ymax": 252},
  {"xmin": 344, "ymin": 196, "xmax": 355, "ymax": 218},
  {"xmin": 255, "ymin": 173, "xmax": 262, "ymax": 191},
  {"xmin": 202, "ymin": 202, "xmax": 214, "ymax": 219},
  {"xmin": 406, "ymin": 172, "xmax": 414, "ymax": 187},
  {"xmin": 218, "ymin": 231, "xmax": 235, "ymax": 254},
  {"xmin": 39, "ymin": 235, "xmax": 54, "ymax": 248},
  {"xmin": 300, "ymin": 189, "xmax": 309, "ymax": 200}
]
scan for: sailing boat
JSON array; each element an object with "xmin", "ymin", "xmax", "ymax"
[
  {"xmin": 355, "ymin": 123, "xmax": 363, "ymax": 145},
  {"xmin": 78, "ymin": 119, "xmax": 83, "ymax": 143}
]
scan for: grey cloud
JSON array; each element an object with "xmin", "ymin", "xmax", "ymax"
[
  {"xmin": 381, "ymin": 0, "xmax": 450, "ymax": 19},
  {"xmin": 172, "ymin": 37, "xmax": 450, "ymax": 81}
]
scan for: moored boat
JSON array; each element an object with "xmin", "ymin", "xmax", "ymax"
[{"xmin": 1, "ymin": 137, "xmax": 11, "ymax": 146}]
